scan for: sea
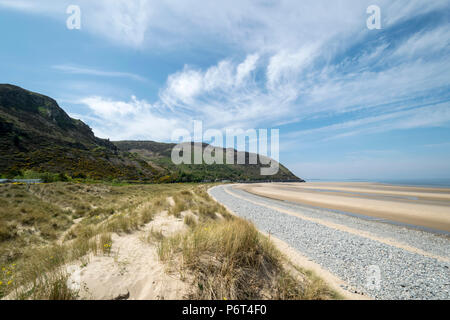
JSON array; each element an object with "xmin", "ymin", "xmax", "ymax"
[{"xmin": 305, "ymin": 178, "xmax": 450, "ymax": 188}]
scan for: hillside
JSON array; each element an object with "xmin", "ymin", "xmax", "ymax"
[
  {"xmin": 114, "ymin": 140, "xmax": 302, "ymax": 182},
  {"xmin": 0, "ymin": 84, "xmax": 302, "ymax": 182},
  {"xmin": 0, "ymin": 84, "xmax": 161, "ymax": 180}
]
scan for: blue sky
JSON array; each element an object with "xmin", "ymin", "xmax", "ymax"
[{"xmin": 0, "ymin": 0, "xmax": 449, "ymax": 180}]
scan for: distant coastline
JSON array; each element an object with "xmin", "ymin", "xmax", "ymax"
[{"xmin": 304, "ymin": 178, "xmax": 450, "ymax": 188}]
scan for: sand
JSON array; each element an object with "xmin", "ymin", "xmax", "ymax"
[
  {"xmin": 66, "ymin": 211, "xmax": 190, "ymax": 300},
  {"xmin": 238, "ymin": 182, "xmax": 450, "ymax": 233}
]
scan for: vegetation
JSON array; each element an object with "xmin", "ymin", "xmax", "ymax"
[
  {"xmin": 0, "ymin": 182, "xmax": 181, "ymax": 299},
  {"xmin": 0, "ymin": 84, "xmax": 302, "ymax": 183},
  {"xmin": 114, "ymin": 141, "xmax": 303, "ymax": 183},
  {"xmin": 0, "ymin": 182, "xmax": 337, "ymax": 300},
  {"xmin": 0, "ymin": 85, "xmax": 161, "ymax": 181},
  {"xmin": 155, "ymin": 186, "xmax": 338, "ymax": 300}
]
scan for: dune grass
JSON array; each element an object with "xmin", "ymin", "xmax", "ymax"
[
  {"xmin": 183, "ymin": 214, "xmax": 197, "ymax": 228},
  {"xmin": 0, "ymin": 182, "xmax": 186, "ymax": 299},
  {"xmin": 155, "ymin": 186, "xmax": 338, "ymax": 300},
  {"xmin": 0, "ymin": 182, "xmax": 338, "ymax": 300},
  {"xmin": 158, "ymin": 217, "xmax": 337, "ymax": 300}
]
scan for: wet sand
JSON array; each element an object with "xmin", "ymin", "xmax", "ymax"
[{"xmin": 237, "ymin": 182, "xmax": 450, "ymax": 233}]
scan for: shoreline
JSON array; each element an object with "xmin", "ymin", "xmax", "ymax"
[
  {"xmin": 302, "ymin": 179, "xmax": 450, "ymax": 189},
  {"xmin": 210, "ymin": 184, "xmax": 450, "ymax": 299},
  {"xmin": 238, "ymin": 182, "xmax": 450, "ymax": 234},
  {"xmin": 208, "ymin": 185, "xmax": 368, "ymax": 300}
]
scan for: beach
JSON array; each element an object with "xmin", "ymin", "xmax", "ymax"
[
  {"xmin": 237, "ymin": 182, "xmax": 450, "ymax": 233},
  {"xmin": 210, "ymin": 184, "xmax": 450, "ymax": 299}
]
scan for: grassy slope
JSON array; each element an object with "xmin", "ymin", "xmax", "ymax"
[{"xmin": 114, "ymin": 140, "xmax": 303, "ymax": 183}]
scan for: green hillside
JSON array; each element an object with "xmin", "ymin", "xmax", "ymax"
[
  {"xmin": 0, "ymin": 84, "xmax": 302, "ymax": 183},
  {"xmin": 114, "ymin": 141, "xmax": 302, "ymax": 182}
]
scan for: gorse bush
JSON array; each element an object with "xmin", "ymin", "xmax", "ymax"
[{"xmin": 15, "ymin": 170, "xmax": 64, "ymax": 183}]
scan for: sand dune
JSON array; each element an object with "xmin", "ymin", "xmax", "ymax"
[
  {"xmin": 66, "ymin": 211, "xmax": 189, "ymax": 300},
  {"xmin": 238, "ymin": 182, "xmax": 450, "ymax": 233}
]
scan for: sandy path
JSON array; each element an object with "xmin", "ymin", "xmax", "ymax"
[
  {"xmin": 238, "ymin": 183, "xmax": 450, "ymax": 233},
  {"xmin": 67, "ymin": 212, "xmax": 189, "ymax": 300}
]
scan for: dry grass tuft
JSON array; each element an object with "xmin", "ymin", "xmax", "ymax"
[
  {"xmin": 183, "ymin": 215, "xmax": 197, "ymax": 228},
  {"xmin": 99, "ymin": 233, "xmax": 113, "ymax": 255},
  {"xmin": 168, "ymin": 197, "xmax": 187, "ymax": 218},
  {"xmin": 158, "ymin": 217, "xmax": 336, "ymax": 300},
  {"xmin": 145, "ymin": 227, "xmax": 165, "ymax": 244}
]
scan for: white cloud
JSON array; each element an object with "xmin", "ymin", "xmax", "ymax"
[
  {"xmin": 159, "ymin": 54, "xmax": 273, "ymax": 127},
  {"xmin": 83, "ymin": 0, "xmax": 152, "ymax": 48},
  {"xmin": 78, "ymin": 95, "xmax": 181, "ymax": 141},
  {"xmin": 286, "ymin": 102, "xmax": 450, "ymax": 142},
  {"xmin": 266, "ymin": 46, "xmax": 317, "ymax": 91},
  {"xmin": 0, "ymin": 0, "xmax": 153, "ymax": 47},
  {"xmin": 236, "ymin": 54, "xmax": 259, "ymax": 85},
  {"xmin": 383, "ymin": 1, "xmax": 448, "ymax": 26},
  {"xmin": 80, "ymin": 96, "xmax": 145, "ymax": 118},
  {"xmin": 78, "ymin": 38, "xmax": 449, "ymax": 142},
  {"xmin": 392, "ymin": 24, "xmax": 450, "ymax": 58},
  {"xmin": 53, "ymin": 65, "xmax": 147, "ymax": 82},
  {"xmin": 0, "ymin": 0, "xmax": 37, "ymax": 11},
  {"xmin": 4, "ymin": 0, "xmax": 449, "ymax": 148},
  {"xmin": 161, "ymin": 67, "xmax": 203, "ymax": 106},
  {"xmin": 2, "ymin": 0, "xmax": 446, "ymax": 50}
]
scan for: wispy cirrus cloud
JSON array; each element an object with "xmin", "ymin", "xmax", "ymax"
[
  {"xmin": 286, "ymin": 102, "xmax": 450, "ymax": 142},
  {"xmin": 52, "ymin": 65, "xmax": 147, "ymax": 82},
  {"xmin": 0, "ymin": 0, "xmax": 151, "ymax": 47},
  {"xmin": 2, "ymin": 0, "xmax": 448, "ymax": 50},
  {"xmin": 2, "ymin": 0, "xmax": 450, "ymax": 180}
]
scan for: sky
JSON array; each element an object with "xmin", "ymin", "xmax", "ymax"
[{"xmin": 0, "ymin": 0, "xmax": 449, "ymax": 180}]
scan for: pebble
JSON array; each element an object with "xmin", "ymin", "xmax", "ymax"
[{"xmin": 209, "ymin": 185, "xmax": 450, "ymax": 300}]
